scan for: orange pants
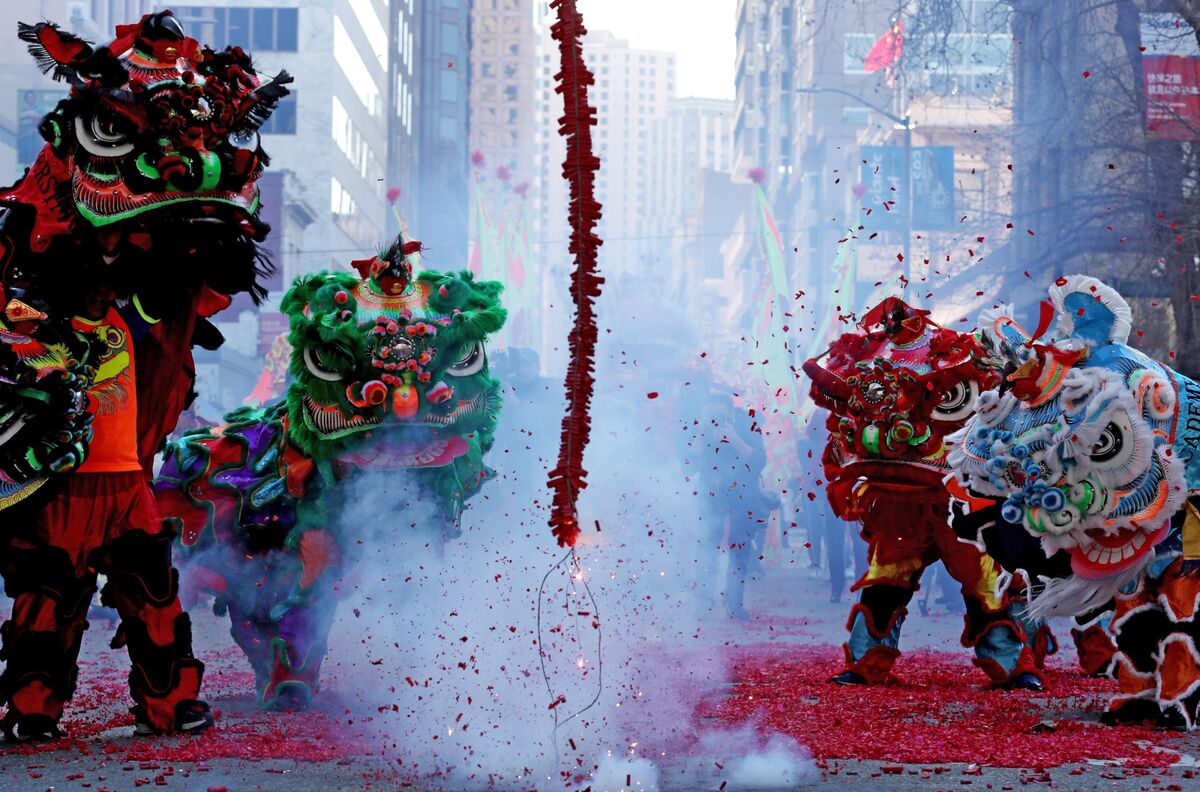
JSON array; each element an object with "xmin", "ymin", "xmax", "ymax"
[{"xmin": 0, "ymin": 473, "xmax": 203, "ymax": 733}]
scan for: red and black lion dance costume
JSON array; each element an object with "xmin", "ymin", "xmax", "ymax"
[
  {"xmin": 0, "ymin": 12, "xmax": 288, "ymax": 739},
  {"xmin": 803, "ymin": 299, "xmax": 1044, "ymax": 689}
]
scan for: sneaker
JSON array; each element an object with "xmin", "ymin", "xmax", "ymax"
[
  {"xmin": 132, "ymin": 700, "xmax": 215, "ymax": 736},
  {"xmin": 830, "ymin": 670, "xmax": 867, "ymax": 685},
  {"xmin": 4, "ymin": 715, "xmax": 63, "ymax": 743}
]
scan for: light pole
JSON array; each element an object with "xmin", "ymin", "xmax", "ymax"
[{"xmin": 798, "ymin": 86, "xmax": 913, "ymax": 283}]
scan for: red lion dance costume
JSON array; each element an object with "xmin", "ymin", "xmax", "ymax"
[
  {"xmin": 0, "ymin": 12, "xmax": 288, "ymax": 739},
  {"xmin": 803, "ymin": 299, "xmax": 1043, "ymax": 688}
]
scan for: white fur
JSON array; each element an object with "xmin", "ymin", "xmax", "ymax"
[
  {"xmin": 1048, "ymin": 274, "xmax": 1132, "ymax": 345},
  {"xmin": 1027, "ymin": 553, "xmax": 1152, "ymax": 620}
]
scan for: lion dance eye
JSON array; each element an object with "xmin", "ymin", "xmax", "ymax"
[
  {"xmin": 228, "ymin": 128, "xmax": 260, "ymax": 151},
  {"xmin": 74, "ymin": 109, "xmax": 135, "ymax": 157},
  {"xmin": 1086, "ymin": 412, "xmax": 1136, "ymax": 471},
  {"xmin": 303, "ymin": 346, "xmax": 344, "ymax": 382},
  {"xmin": 1090, "ymin": 421, "xmax": 1124, "ymax": 463},
  {"xmin": 447, "ymin": 342, "xmax": 486, "ymax": 377},
  {"xmin": 931, "ymin": 380, "xmax": 979, "ymax": 422}
]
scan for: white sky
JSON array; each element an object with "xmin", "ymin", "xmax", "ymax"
[{"xmin": 577, "ymin": 0, "xmax": 737, "ymax": 100}]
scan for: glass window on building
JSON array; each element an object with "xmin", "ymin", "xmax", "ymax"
[
  {"xmin": 227, "ymin": 8, "xmax": 250, "ymax": 45},
  {"xmin": 174, "ymin": 7, "xmax": 299, "ymax": 52},
  {"xmin": 441, "ymin": 70, "xmax": 460, "ymax": 102},
  {"xmin": 252, "ymin": 8, "xmax": 274, "ymax": 50},
  {"xmin": 276, "ymin": 8, "xmax": 298, "ymax": 50},
  {"xmin": 442, "ymin": 22, "xmax": 459, "ymax": 56}
]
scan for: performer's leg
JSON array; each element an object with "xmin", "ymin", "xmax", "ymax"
[
  {"xmin": 98, "ymin": 475, "xmax": 209, "ymax": 734},
  {"xmin": 835, "ymin": 515, "xmax": 929, "ymax": 684},
  {"xmin": 1102, "ymin": 575, "xmax": 1166, "ymax": 725},
  {"xmin": 725, "ymin": 511, "xmax": 756, "ymax": 620},
  {"xmin": 1072, "ymin": 603, "xmax": 1117, "ymax": 678},
  {"xmin": 259, "ymin": 598, "xmax": 336, "ymax": 710},
  {"xmin": 825, "ymin": 520, "xmax": 846, "ymax": 602},
  {"xmin": 1143, "ymin": 563, "xmax": 1200, "ymax": 731},
  {"xmin": 1007, "ymin": 590, "xmax": 1058, "ymax": 671},
  {"xmin": 256, "ymin": 527, "xmax": 342, "ymax": 710},
  {"xmin": 0, "ymin": 479, "xmax": 102, "ymax": 739},
  {"xmin": 933, "ymin": 518, "xmax": 1040, "ymax": 688}
]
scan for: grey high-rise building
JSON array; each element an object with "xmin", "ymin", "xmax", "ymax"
[{"xmin": 403, "ymin": 0, "xmax": 472, "ymax": 268}]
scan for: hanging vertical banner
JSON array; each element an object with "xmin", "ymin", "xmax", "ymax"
[
  {"xmin": 1141, "ymin": 12, "xmax": 1200, "ymax": 140},
  {"xmin": 860, "ymin": 145, "xmax": 955, "ymax": 231}
]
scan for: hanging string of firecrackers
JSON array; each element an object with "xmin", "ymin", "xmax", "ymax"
[
  {"xmin": 546, "ymin": 0, "xmax": 603, "ymax": 550},
  {"xmin": 538, "ymin": 3, "xmax": 605, "ymax": 749}
]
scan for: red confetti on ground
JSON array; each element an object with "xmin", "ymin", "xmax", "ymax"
[
  {"xmin": 14, "ymin": 646, "xmax": 378, "ymax": 765},
  {"xmin": 695, "ymin": 645, "xmax": 1181, "ymax": 768}
]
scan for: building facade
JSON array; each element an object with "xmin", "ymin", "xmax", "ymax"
[
  {"xmin": 535, "ymin": 29, "xmax": 676, "ymax": 277},
  {"xmin": 405, "ymin": 0, "xmax": 470, "ymax": 267},
  {"xmin": 469, "ymin": 0, "xmax": 536, "ymax": 187}
]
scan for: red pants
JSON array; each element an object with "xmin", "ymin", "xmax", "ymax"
[
  {"xmin": 842, "ymin": 500, "xmax": 1039, "ymax": 686},
  {"xmin": 0, "ymin": 473, "xmax": 203, "ymax": 732}
]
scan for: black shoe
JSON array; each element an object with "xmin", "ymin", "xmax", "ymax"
[
  {"xmin": 3, "ymin": 714, "xmax": 63, "ymax": 743},
  {"xmin": 831, "ymin": 671, "xmax": 867, "ymax": 685},
  {"xmin": 1100, "ymin": 699, "xmax": 1159, "ymax": 726},
  {"xmin": 1156, "ymin": 706, "xmax": 1191, "ymax": 733},
  {"xmin": 132, "ymin": 699, "xmax": 215, "ymax": 736},
  {"xmin": 1005, "ymin": 673, "xmax": 1043, "ymax": 691}
]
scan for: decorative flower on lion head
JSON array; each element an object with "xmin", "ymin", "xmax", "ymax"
[
  {"xmin": 949, "ymin": 275, "xmax": 1198, "ymax": 582},
  {"xmin": 803, "ymin": 297, "xmax": 999, "ymax": 517}
]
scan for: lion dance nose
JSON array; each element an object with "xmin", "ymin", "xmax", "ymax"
[{"xmin": 392, "ymin": 381, "xmax": 419, "ymax": 418}]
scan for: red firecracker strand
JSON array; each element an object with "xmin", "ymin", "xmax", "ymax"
[{"xmin": 547, "ymin": 0, "xmax": 604, "ymax": 548}]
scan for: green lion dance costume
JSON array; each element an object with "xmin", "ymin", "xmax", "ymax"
[{"xmin": 154, "ymin": 236, "xmax": 505, "ymax": 709}]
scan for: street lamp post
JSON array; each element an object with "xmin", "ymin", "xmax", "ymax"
[{"xmin": 798, "ymin": 86, "xmax": 913, "ymax": 283}]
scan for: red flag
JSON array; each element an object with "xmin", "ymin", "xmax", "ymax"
[{"xmin": 863, "ymin": 19, "xmax": 903, "ymax": 74}]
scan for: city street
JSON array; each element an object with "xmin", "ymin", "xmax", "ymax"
[{"xmin": 0, "ymin": 554, "xmax": 1196, "ymax": 791}]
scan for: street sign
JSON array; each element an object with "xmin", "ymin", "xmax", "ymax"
[{"xmin": 860, "ymin": 145, "xmax": 955, "ymax": 231}]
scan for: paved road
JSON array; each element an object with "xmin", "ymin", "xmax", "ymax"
[{"xmin": 0, "ymin": 549, "xmax": 1198, "ymax": 790}]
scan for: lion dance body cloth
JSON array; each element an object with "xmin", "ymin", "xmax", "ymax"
[
  {"xmin": 155, "ymin": 237, "xmax": 505, "ymax": 710},
  {"xmin": 803, "ymin": 298, "xmax": 1043, "ymax": 688},
  {"xmin": 0, "ymin": 11, "xmax": 289, "ymax": 738},
  {"xmin": 950, "ymin": 276, "xmax": 1200, "ymax": 730}
]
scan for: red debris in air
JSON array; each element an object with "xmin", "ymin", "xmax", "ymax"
[
  {"xmin": 695, "ymin": 645, "xmax": 1180, "ymax": 768},
  {"xmin": 546, "ymin": 0, "xmax": 604, "ymax": 548}
]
